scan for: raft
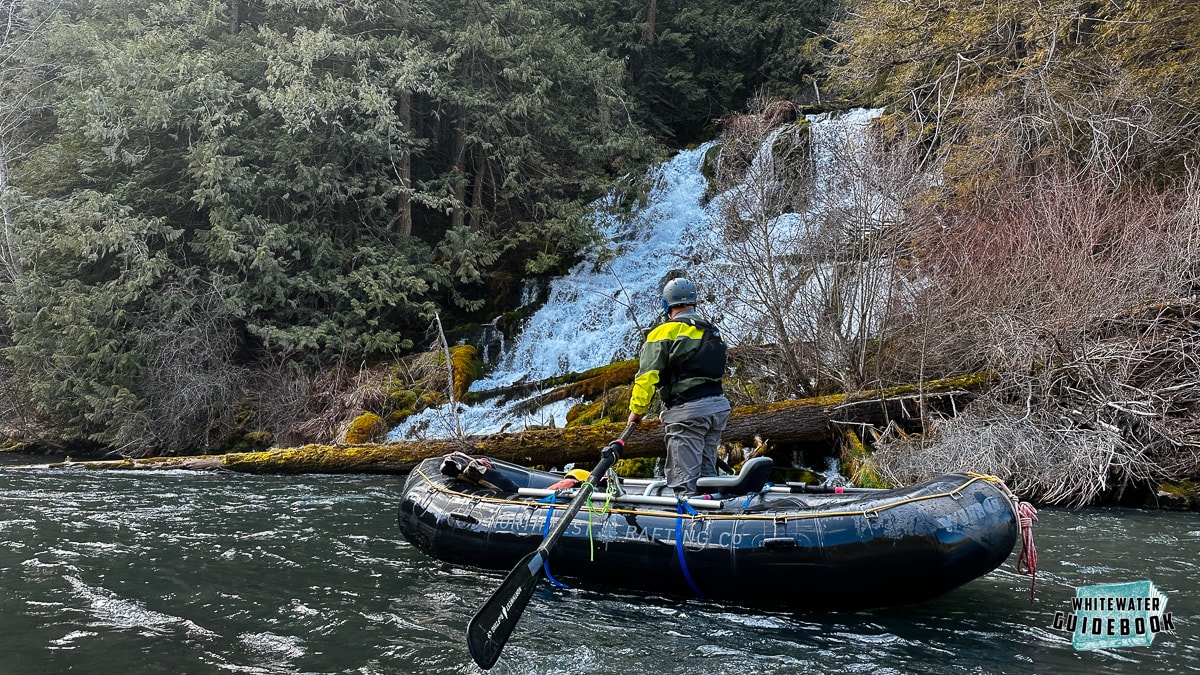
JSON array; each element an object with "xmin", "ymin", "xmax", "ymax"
[{"xmin": 396, "ymin": 454, "xmax": 1021, "ymax": 609}]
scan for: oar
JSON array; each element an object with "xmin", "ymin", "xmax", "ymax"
[
  {"xmin": 466, "ymin": 423, "xmax": 634, "ymax": 670},
  {"xmin": 784, "ymin": 482, "xmax": 885, "ymax": 494}
]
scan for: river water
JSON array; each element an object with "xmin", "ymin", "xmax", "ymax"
[{"xmin": 0, "ymin": 463, "xmax": 1195, "ymax": 674}]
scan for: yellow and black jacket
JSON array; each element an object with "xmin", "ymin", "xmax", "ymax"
[{"xmin": 629, "ymin": 312, "xmax": 727, "ymax": 415}]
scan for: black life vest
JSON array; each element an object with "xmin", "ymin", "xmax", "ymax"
[{"xmin": 661, "ymin": 316, "xmax": 727, "ymax": 407}]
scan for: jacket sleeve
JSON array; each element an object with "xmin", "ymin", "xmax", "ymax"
[{"xmin": 628, "ymin": 323, "xmax": 681, "ymax": 414}]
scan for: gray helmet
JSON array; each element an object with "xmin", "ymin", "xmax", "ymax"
[{"xmin": 661, "ymin": 277, "xmax": 698, "ymax": 310}]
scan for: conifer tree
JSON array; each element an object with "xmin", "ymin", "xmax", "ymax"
[{"xmin": 0, "ymin": 0, "xmax": 649, "ymax": 453}]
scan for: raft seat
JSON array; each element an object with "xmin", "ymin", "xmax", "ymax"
[
  {"xmin": 696, "ymin": 456, "xmax": 775, "ymax": 498},
  {"xmin": 642, "ymin": 480, "xmax": 668, "ymax": 496}
]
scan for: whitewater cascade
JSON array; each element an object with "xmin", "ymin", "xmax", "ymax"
[{"xmin": 388, "ymin": 108, "xmax": 885, "ymax": 441}]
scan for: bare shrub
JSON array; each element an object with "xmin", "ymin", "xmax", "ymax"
[
  {"xmin": 238, "ymin": 353, "xmax": 311, "ymax": 448},
  {"xmin": 871, "ymin": 168, "xmax": 1200, "ymax": 502},
  {"xmin": 283, "ymin": 361, "xmax": 393, "ymax": 445},
  {"xmin": 701, "ymin": 104, "xmax": 929, "ymax": 396},
  {"xmin": 875, "ymin": 322, "xmax": 1200, "ymax": 506},
  {"xmin": 872, "ymin": 396, "xmax": 1151, "ymax": 507},
  {"xmin": 761, "ymin": 100, "xmax": 799, "ymax": 129},
  {"xmin": 280, "ymin": 327, "xmax": 465, "ymax": 445},
  {"xmin": 111, "ymin": 280, "xmax": 249, "ymax": 456},
  {"xmin": 905, "ymin": 169, "xmax": 1191, "ymax": 375}
]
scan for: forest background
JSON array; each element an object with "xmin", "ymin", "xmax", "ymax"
[{"xmin": 0, "ymin": 0, "xmax": 1197, "ymax": 506}]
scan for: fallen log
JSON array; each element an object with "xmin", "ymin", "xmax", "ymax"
[
  {"xmin": 49, "ymin": 373, "xmax": 989, "ymax": 474},
  {"xmin": 465, "ymin": 359, "xmax": 638, "ymax": 405},
  {"xmin": 468, "ymin": 344, "xmax": 767, "ymax": 408}
]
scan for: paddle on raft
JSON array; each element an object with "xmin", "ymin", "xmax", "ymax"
[{"xmin": 466, "ymin": 423, "xmax": 635, "ymax": 670}]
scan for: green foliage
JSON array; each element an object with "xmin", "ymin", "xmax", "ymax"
[
  {"xmin": 0, "ymin": 0, "xmax": 836, "ymax": 455},
  {"xmin": 569, "ymin": 0, "xmax": 838, "ymax": 141},
  {"xmin": 516, "ymin": 199, "xmax": 606, "ymax": 276},
  {"xmin": 434, "ymin": 225, "xmax": 504, "ymax": 311}
]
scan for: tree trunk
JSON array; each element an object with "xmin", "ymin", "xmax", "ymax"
[
  {"xmin": 451, "ymin": 115, "xmax": 467, "ymax": 229},
  {"xmin": 394, "ymin": 0, "xmax": 413, "ymax": 237},
  {"xmin": 228, "ymin": 0, "xmax": 238, "ymax": 35},
  {"xmin": 469, "ymin": 145, "xmax": 484, "ymax": 229},
  {"xmin": 49, "ymin": 376, "xmax": 985, "ymax": 474},
  {"xmin": 643, "ymin": 0, "xmax": 657, "ymax": 45}
]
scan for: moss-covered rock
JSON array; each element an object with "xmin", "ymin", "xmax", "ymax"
[
  {"xmin": 446, "ymin": 344, "xmax": 481, "ymax": 401},
  {"xmin": 1149, "ymin": 480, "xmax": 1200, "ymax": 510},
  {"xmin": 344, "ymin": 412, "xmax": 385, "ymax": 445},
  {"xmin": 419, "ymin": 391, "xmax": 447, "ymax": 408},
  {"xmin": 223, "ymin": 430, "xmax": 274, "ymax": 455},
  {"xmin": 614, "ymin": 456, "xmax": 658, "ymax": 478},
  {"xmin": 565, "ymin": 385, "xmax": 632, "ymax": 427},
  {"xmin": 385, "ymin": 389, "xmax": 419, "ymax": 426}
]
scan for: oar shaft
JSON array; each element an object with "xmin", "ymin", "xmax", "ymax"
[
  {"xmin": 783, "ymin": 482, "xmax": 883, "ymax": 494},
  {"xmin": 515, "ymin": 487, "xmax": 726, "ymax": 510}
]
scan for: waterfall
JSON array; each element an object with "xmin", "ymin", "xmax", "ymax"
[{"xmin": 388, "ymin": 108, "xmax": 886, "ymax": 441}]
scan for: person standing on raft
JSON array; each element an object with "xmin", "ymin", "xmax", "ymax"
[{"xmin": 627, "ymin": 277, "xmax": 731, "ymax": 498}]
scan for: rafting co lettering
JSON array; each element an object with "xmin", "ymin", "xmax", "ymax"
[
  {"xmin": 1052, "ymin": 580, "xmax": 1174, "ymax": 651},
  {"xmin": 935, "ymin": 496, "xmax": 1005, "ymax": 531}
]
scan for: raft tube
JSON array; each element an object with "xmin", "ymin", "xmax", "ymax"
[{"xmin": 396, "ymin": 456, "xmax": 1019, "ymax": 609}]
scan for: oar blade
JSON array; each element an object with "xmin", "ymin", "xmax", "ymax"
[{"xmin": 467, "ymin": 550, "xmax": 545, "ymax": 669}]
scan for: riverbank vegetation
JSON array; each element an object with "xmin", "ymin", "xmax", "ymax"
[
  {"xmin": 823, "ymin": 1, "xmax": 1200, "ymax": 505},
  {"xmin": 1, "ymin": 1, "xmax": 1198, "ymax": 506}
]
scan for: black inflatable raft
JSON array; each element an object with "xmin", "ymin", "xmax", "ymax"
[{"xmin": 397, "ymin": 454, "xmax": 1020, "ymax": 609}]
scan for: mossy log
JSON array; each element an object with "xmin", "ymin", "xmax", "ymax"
[
  {"xmin": 469, "ymin": 344, "xmax": 787, "ymax": 407},
  {"xmin": 467, "ymin": 359, "xmax": 639, "ymax": 405},
  {"xmin": 724, "ymin": 372, "xmax": 990, "ymax": 444},
  {"xmin": 512, "ymin": 360, "xmax": 640, "ymax": 415},
  {"xmin": 49, "ymin": 374, "xmax": 987, "ymax": 475}
]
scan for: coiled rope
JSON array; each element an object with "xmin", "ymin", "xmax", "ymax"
[
  {"xmin": 1016, "ymin": 501, "xmax": 1038, "ymax": 602},
  {"xmin": 584, "ymin": 479, "xmax": 617, "ymax": 562},
  {"xmin": 972, "ymin": 473, "xmax": 1039, "ymax": 603}
]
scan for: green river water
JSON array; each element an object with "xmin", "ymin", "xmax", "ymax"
[{"xmin": 0, "ymin": 461, "xmax": 1196, "ymax": 674}]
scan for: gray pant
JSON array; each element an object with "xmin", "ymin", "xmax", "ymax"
[{"xmin": 660, "ymin": 395, "xmax": 731, "ymax": 494}]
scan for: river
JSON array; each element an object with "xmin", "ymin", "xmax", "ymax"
[{"xmin": 0, "ymin": 462, "xmax": 1195, "ymax": 674}]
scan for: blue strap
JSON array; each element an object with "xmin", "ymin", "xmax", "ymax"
[
  {"xmin": 675, "ymin": 500, "xmax": 704, "ymax": 599},
  {"xmin": 540, "ymin": 495, "xmax": 569, "ymax": 589},
  {"xmin": 743, "ymin": 482, "xmax": 774, "ymax": 508}
]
